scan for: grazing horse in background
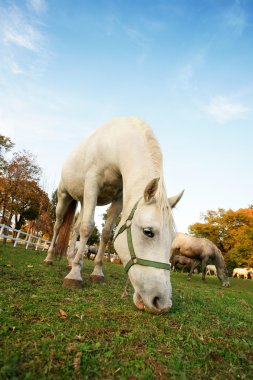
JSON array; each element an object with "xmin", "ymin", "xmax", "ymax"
[
  {"xmin": 232, "ymin": 268, "xmax": 250, "ymax": 279},
  {"xmin": 206, "ymin": 264, "xmax": 217, "ymax": 276},
  {"xmin": 171, "ymin": 233, "xmax": 230, "ymax": 287},
  {"xmin": 170, "ymin": 255, "xmax": 194, "ymax": 272},
  {"xmin": 44, "ymin": 117, "xmax": 183, "ymax": 314},
  {"xmin": 86, "ymin": 246, "xmax": 98, "ymax": 260},
  {"xmin": 71, "ymin": 241, "xmax": 98, "ymax": 261}
]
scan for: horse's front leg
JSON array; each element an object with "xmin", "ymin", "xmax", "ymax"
[
  {"xmin": 90, "ymin": 198, "xmax": 122, "ymax": 282},
  {"xmin": 188, "ymin": 260, "xmax": 199, "ymax": 280},
  {"xmin": 63, "ymin": 185, "xmax": 98, "ymax": 288}
]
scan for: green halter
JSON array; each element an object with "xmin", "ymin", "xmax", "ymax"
[{"xmin": 113, "ymin": 198, "xmax": 171, "ymax": 273}]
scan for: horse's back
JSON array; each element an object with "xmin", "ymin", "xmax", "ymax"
[
  {"xmin": 63, "ymin": 117, "xmax": 156, "ymax": 170},
  {"xmin": 172, "ymin": 234, "xmax": 218, "ymax": 259},
  {"xmin": 59, "ymin": 117, "xmax": 157, "ymax": 204}
]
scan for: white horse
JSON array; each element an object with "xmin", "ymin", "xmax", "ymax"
[
  {"xmin": 44, "ymin": 117, "xmax": 183, "ymax": 314},
  {"xmin": 206, "ymin": 264, "xmax": 217, "ymax": 276},
  {"xmin": 232, "ymin": 268, "xmax": 249, "ymax": 279}
]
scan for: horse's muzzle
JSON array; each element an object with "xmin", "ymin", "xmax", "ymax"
[{"xmin": 133, "ymin": 292, "xmax": 172, "ymax": 315}]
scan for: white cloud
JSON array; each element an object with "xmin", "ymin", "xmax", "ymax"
[
  {"xmin": 223, "ymin": 0, "xmax": 247, "ymax": 35},
  {"xmin": 0, "ymin": 3, "xmax": 48, "ymax": 75},
  {"xmin": 178, "ymin": 51, "xmax": 205, "ymax": 89},
  {"xmin": 206, "ymin": 96, "xmax": 250, "ymax": 123},
  {"xmin": 9, "ymin": 61, "xmax": 25, "ymax": 75},
  {"xmin": 124, "ymin": 27, "xmax": 150, "ymax": 46},
  {"xmin": 27, "ymin": 0, "xmax": 47, "ymax": 15},
  {"xmin": 1, "ymin": 6, "xmax": 42, "ymax": 52}
]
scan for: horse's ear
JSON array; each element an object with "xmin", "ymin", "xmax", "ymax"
[
  {"xmin": 144, "ymin": 177, "xmax": 160, "ymax": 202},
  {"xmin": 168, "ymin": 190, "xmax": 184, "ymax": 208}
]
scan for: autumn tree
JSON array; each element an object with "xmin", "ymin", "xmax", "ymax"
[
  {"xmin": 50, "ymin": 189, "xmax": 58, "ymax": 226},
  {"xmin": 23, "ymin": 186, "xmax": 52, "ymax": 238},
  {"xmin": 87, "ymin": 225, "xmax": 100, "ymax": 246},
  {"xmin": 0, "ymin": 134, "xmax": 14, "ymax": 175},
  {"xmin": 0, "ymin": 150, "xmax": 53, "ymax": 237},
  {"xmin": 102, "ymin": 207, "xmax": 121, "ymax": 255}
]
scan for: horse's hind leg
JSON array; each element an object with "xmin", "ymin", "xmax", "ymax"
[
  {"xmin": 90, "ymin": 198, "xmax": 122, "ymax": 282},
  {"xmin": 201, "ymin": 258, "xmax": 209, "ymax": 282},
  {"xmin": 66, "ymin": 207, "xmax": 83, "ymax": 269},
  {"xmin": 44, "ymin": 189, "xmax": 73, "ymax": 264},
  {"xmin": 63, "ymin": 180, "xmax": 100, "ymax": 287},
  {"xmin": 188, "ymin": 260, "xmax": 199, "ymax": 281}
]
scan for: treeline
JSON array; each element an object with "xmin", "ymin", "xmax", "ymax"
[{"xmin": 0, "ymin": 135, "xmax": 56, "ymax": 239}]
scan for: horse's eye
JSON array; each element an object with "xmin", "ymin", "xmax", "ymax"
[{"xmin": 143, "ymin": 228, "xmax": 154, "ymax": 238}]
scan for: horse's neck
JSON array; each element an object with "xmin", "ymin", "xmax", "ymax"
[
  {"xmin": 214, "ymin": 248, "xmax": 225, "ymax": 268},
  {"xmin": 120, "ymin": 158, "xmax": 163, "ymax": 216}
]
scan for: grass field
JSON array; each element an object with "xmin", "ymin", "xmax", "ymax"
[{"xmin": 0, "ymin": 244, "xmax": 252, "ymax": 380}]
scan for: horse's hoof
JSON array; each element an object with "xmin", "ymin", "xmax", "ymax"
[
  {"xmin": 90, "ymin": 275, "xmax": 105, "ymax": 282},
  {"xmin": 66, "ymin": 265, "xmax": 72, "ymax": 269},
  {"xmin": 63, "ymin": 278, "xmax": 83, "ymax": 288},
  {"xmin": 44, "ymin": 260, "xmax": 53, "ymax": 265}
]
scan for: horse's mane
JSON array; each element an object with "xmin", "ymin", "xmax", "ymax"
[
  {"xmin": 213, "ymin": 246, "xmax": 226, "ymax": 268},
  {"xmin": 144, "ymin": 125, "xmax": 163, "ymax": 172},
  {"xmin": 137, "ymin": 119, "xmax": 174, "ymax": 233}
]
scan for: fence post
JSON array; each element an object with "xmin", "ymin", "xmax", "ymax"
[
  {"xmin": 35, "ymin": 237, "xmax": 41, "ymax": 251},
  {"xmin": 14, "ymin": 230, "xmax": 21, "ymax": 247},
  {"xmin": 0, "ymin": 224, "xmax": 51, "ymax": 250},
  {"xmin": 25, "ymin": 235, "xmax": 31, "ymax": 249}
]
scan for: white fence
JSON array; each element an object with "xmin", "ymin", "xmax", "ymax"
[{"xmin": 0, "ymin": 223, "xmax": 51, "ymax": 251}]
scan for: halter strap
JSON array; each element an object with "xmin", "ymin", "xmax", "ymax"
[{"xmin": 114, "ymin": 198, "xmax": 171, "ymax": 273}]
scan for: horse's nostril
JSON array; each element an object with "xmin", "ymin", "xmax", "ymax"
[{"xmin": 152, "ymin": 296, "xmax": 160, "ymax": 309}]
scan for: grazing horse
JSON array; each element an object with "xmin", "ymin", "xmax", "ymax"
[
  {"xmin": 232, "ymin": 268, "xmax": 250, "ymax": 279},
  {"xmin": 206, "ymin": 264, "xmax": 217, "ymax": 276},
  {"xmin": 72, "ymin": 242, "xmax": 98, "ymax": 261},
  {"xmin": 44, "ymin": 117, "xmax": 183, "ymax": 314},
  {"xmin": 170, "ymin": 233, "xmax": 230, "ymax": 287},
  {"xmin": 170, "ymin": 255, "xmax": 194, "ymax": 272}
]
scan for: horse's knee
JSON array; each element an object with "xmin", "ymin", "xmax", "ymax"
[
  {"xmin": 101, "ymin": 226, "xmax": 112, "ymax": 243},
  {"xmin": 80, "ymin": 220, "xmax": 95, "ymax": 238}
]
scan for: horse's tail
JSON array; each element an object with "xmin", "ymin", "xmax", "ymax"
[{"xmin": 54, "ymin": 199, "xmax": 77, "ymax": 257}]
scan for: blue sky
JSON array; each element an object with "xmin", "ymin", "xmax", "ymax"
[{"xmin": 0, "ymin": 0, "xmax": 253, "ymax": 232}]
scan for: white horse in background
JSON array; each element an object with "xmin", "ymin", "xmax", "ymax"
[
  {"xmin": 232, "ymin": 268, "xmax": 250, "ymax": 279},
  {"xmin": 44, "ymin": 117, "xmax": 183, "ymax": 314},
  {"xmin": 206, "ymin": 264, "xmax": 217, "ymax": 276}
]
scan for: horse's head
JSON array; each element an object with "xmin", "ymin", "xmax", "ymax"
[
  {"xmin": 217, "ymin": 266, "xmax": 230, "ymax": 287},
  {"xmin": 114, "ymin": 178, "xmax": 183, "ymax": 314}
]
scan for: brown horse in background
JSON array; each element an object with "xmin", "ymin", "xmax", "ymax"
[
  {"xmin": 170, "ymin": 255, "xmax": 195, "ymax": 272},
  {"xmin": 171, "ymin": 233, "xmax": 230, "ymax": 287}
]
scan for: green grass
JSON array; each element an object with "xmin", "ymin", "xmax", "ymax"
[{"xmin": 0, "ymin": 244, "xmax": 252, "ymax": 380}]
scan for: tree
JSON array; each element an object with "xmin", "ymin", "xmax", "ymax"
[
  {"xmin": 50, "ymin": 189, "xmax": 58, "ymax": 226},
  {"xmin": 101, "ymin": 207, "xmax": 121, "ymax": 254},
  {"xmin": 22, "ymin": 185, "xmax": 52, "ymax": 238},
  {"xmin": 0, "ymin": 150, "xmax": 42, "ymax": 228},
  {"xmin": 87, "ymin": 225, "xmax": 100, "ymax": 246},
  {"xmin": 0, "ymin": 134, "xmax": 14, "ymax": 175}
]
